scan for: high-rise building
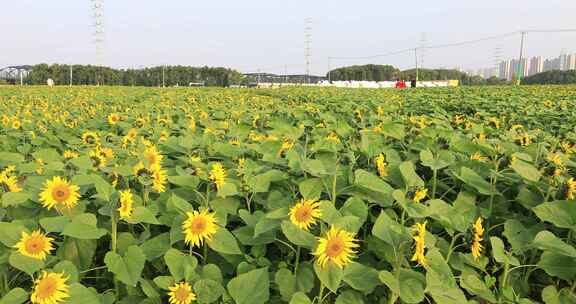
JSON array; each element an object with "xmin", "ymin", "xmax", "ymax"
[
  {"xmin": 529, "ymin": 56, "xmax": 543, "ymax": 76},
  {"xmin": 567, "ymin": 54, "xmax": 576, "ymax": 70},
  {"xmin": 543, "ymin": 57, "xmax": 561, "ymax": 72},
  {"xmin": 499, "ymin": 60, "xmax": 511, "ymax": 80}
]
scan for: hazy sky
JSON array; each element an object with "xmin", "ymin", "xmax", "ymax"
[{"xmin": 2, "ymin": 0, "xmax": 575, "ymax": 75}]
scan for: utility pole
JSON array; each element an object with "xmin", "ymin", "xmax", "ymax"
[
  {"xmin": 304, "ymin": 18, "xmax": 312, "ymax": 84},
  {"xmin": 162, "ymin": 65, "xmax": 166, "ymax": 88},
  {"xmin": 516, "ymin": 31, "xmax": 526, "ymax": 84},
  {"xmin": 414, "ymin": 48, "xmax": 419, "ymax": 82},
  {"xmin": 69, "ymin": 65, "xmax": 73, "ymax": 86}
]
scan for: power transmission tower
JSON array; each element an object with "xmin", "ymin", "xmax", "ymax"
[
  {"xmin": 304, "ymin": 18, "xmax": 312, "ymax": 84},
  {"xmin": 516, "ymin": 31, "xmax": 526, "ymax": 83},
  {"xmin": 419, "ymin": 32, "xmax": 427, "ymax": 69},
  {"xmin": 92, "ymin": 0, "xmax": 105, "ymax": 85}
]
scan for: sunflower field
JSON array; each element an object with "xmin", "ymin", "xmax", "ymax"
[{"xmin": 1, "ymin": 85, "xmax": 576, "ymax": 304}]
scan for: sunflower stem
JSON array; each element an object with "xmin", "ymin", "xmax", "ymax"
[
  {"xmin": 205, "ymin": 183, "xmax": 210, "ymax": 209},
  {"xmin": 294, "ymin": 246, "xmax": 301, "ymax": 275},
  {"xmin": 143, "ymin": 186, "xmax": 149, "ymax": 207},
  {"xmin": 431, "ymin": 169, "xmax": 438, "ymax": 199},
  {"xmin": 317, "ymin": 283, "xmax": 325, "ymax": 304}
]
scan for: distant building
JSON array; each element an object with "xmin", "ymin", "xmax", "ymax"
[
  {"xmin": 544, "ymin": 57, "xmax": 561, "ymax": 72},
  {"xmin": 529, "ymin": 56, "xmax": 543, "ymax": 76},
  {"xmin": 566, "ymin": 54, "xmax": 576, "ymax": 70}
]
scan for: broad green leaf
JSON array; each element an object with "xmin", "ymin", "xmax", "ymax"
[
  {"xmin": 140, "ymin": 233, "xmax": 171, "ymax": 260},
  {"xmin": 275, "ymin": 268, "xmax": 296, "ymax": 301},
  {"xmin": 354, "ymin": 169, "xmax": 394, "ymax": 194},
  {"xmin": 490, "ymin": 237, "xmax": 520, "ymax": 266},
  {"xmin": 39, "ymin": 216, "xmax": 71, "ymax": 233},
  {"xmin": 343, "ymin": 262, "xmax": 380, "ymax": 293},
  {"xmin": 399, "ymin": 161, "xmax": 425, "ymax": 188},
  {"xmin": 289, "ymin": 292, "xmax": 312, "ymax": 304},
  {"xmin": 0, "ymin": 288, "xmax": 28, "ymax": 304},
  {"xmin": 9, "ymin": 252, "xmax": 44, "ymax": 275},
  {"xmin": 420, "ymin": 149, "xmax": 454, "ymax": 170},
  {"xmin": 510, "ymin": 159, "xmax": 541, "ymax": 182},
  {"xmin": 62, "ymin": 213, "xmax": 107, "ymax": 240},
  {"xmin": 66, "ymin": 283, "xmax": 100, "ymax": 304},
  {"xmin": 194, "ymin": 279, "xmax": 224, "ymax": 304},
  {"xmin": 1, "ymin": 192, "xmax": 31, "ymax": 207},
  {"xmin": 335, "ymin": 290, "xmax": 364, "ymax": 304},
  {"xmin": 313, "ymin": 262, "xmax": 343, "ymax": 293},
  {"xmin": 104, "ymin": 245, "xmax": 146, "ymax": 287},
  {"xmin": 0, "ymin": 222, "xmax": 27, "ymax": 247},
  {"xmin": 227, "ymin": 267, "xmax": 270, "ymax": 304},
  {"xmin": 533, "ymin": 201, "xmax": 576, "ymax": 230},
  {"xmin": 128, "ymin": 206, "xmax": 161, "ymax": 225},
  {"xmin": 298, "ymin": 178, "xmax": 323, "ymax": 200},
  {"xmin": 538, "ymin": 252, "xmax": 576, "ymax": 281},
  {"xmin": 460, "ymin": 273, "xmax": 497, "ymax": 303},
  {"xmin": 456, "ymin": 167, "xmax": 497, "ymax": 195},
  {"xmin": 371, "ymin": 210, "xmax": 410, "ymax": 247},
  {"xmin": 281, "ymin": 221, "xmax": 316, "ymax": 249},
  {"xmin": 164, "ymin": 248, "xmax": 198, "ymax": 281},
  {"xmin": 533, "ymin": 231, "xmax": 576, "ymax": 257},
  {"xmin": 208, "ymin": 228, "xmax": 242, "ymax": 255}
]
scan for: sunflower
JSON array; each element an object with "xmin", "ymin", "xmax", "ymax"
[
  {"xmin": 108, "ymin": 113, "xmax": 120, "ymax": 125},
  {"xmin": 31, "ymin": 272, "xmax": 70, "ymax": 304},
  {"xmin": 63, "ymin": 150, "xmax": 79, "ymax": 159},
  {"xmin": 118, "ymin": 189, "xmax": 134, "ymax": 219},
  {"xmin": 277, "ymin": 139, "xmax": 293, "ymax": 157},
  {"xmin": 325, "ymin": 132, "xmax": 340, "ymax": 143},
  {"xmin": 89, "ymin": 149, "xmax": 107, "ymax": 169},
  {"xmin": 160, "ymin": 130, "xmax": 170, "ymax": 142},
  {"xmin": 209, "ymin": 163, "xmax": 226, "ymax": 192},
  {"xmin": 151, "ymin": 164, "xmax": 167, "ymax": 193},
  {"xmin": 0, "ymin": 171, "xmax": 22, "ymax": 193},
  {"xmin": 182, "ymin": 209, "xmax": 218, "ymax": 248},
  {"xmin": 314, "ymin": 226, "xmax": 358, "ymax": 268},
  {"xmin": 412, "ymin": 188, "xmax": 428, "ymax": 203},
  {"xmin": 168, "ymin": 282, "xmax": 197, "ymax": 304},
  {"xmin": 470, "ymin": 152, "xmax": 488, "ymax": 162},
  {"xmin": 14, "ymin": 230, "xmax": 54, "ymax": 260},
  {"xmin": 566, "ymin": 178, "xmax": 576, "ymax": 200},
  {"xmin": 12, "ymin": 119, "xmax": 22, "ymax": 129},
  {"xmin": 144, "ymin": 145, "xmax": 163, "ymax": 167},
  {"xmin": 82, "ymin": 131, "xmax": 100, "ymax": 145},
  {"xmin": 411, "ymin": 222, "xmax": 427, "ymax": 266},
  {"xmin": 375, "ymin": 153, "xmax": 388, "ymax": 177},
  {"xmin": 471, "ymin": 217, "xmax": 484, "ymax": 260},
  {"xmin": 39, "ymin": 177, "xmax": 81, "ymax": 210},
  {"xmin": 289, "ymin": 199, "xmax": 322, "ymax": 231}
]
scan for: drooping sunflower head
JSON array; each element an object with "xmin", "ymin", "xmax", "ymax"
[
  {"xmin": 39, "ymin": 176, "xmax": 81, "ymax": 210},
  {"xmin": 31, "ymin": 271, "xmax": 70, "ymax": 304},
  {"xmin": 313, "ymin": 226, "xmax": 359, "ymax": 269},
  {"xmin": 151, "ymin": 164, "xmax": 167, "ymax": 193},
  {"xmin": 118, "ymin": 189, "xmax": 134, "ymax": 220},
  {"xmin": 168, "ymin": 282, "xmax": 197, "ymax": 304},
  {"xmin": 82, "ymin": 131, "xmax": 100, "ymax": 145},
  {"xmin": 471, "ymin": 217, "xmax": 484, "ymax": 261},
  {"xmin": 108, "ymin": 113, "xmax": 120, "ymax": 125},
  {"xmin": 89, "ymin": 149, "xmax": 107, "ymax": 169},
  {"xmin": 412, "ymin": 188, "xmax": 428, "ymax": 203},
  {"xmin": 0, "ymin": 172, "xmax": 22, "ymax": 193},
  {"xmin": 209, "ymin": 163, "xmax": 226, "ymax": 192},
  {"xmin": 375, "ymin": 153, "xmax": 388, "ymax": 178},
  {"xmin": 182, "ymin": 209, "xmax": 218, "ymax": 248},
  {"xmin": 289, "ymin": 199, "xmax": 322, "ymax": 231},
  {"xmin": 411, "ymin": 221, "xmax": 427, "ymax": 266},
  {"xmin": 566, "ymin": 178, "xmax": 576, "ymax": 201},
  {"xmin": 14, "ymin": 230, "xmax": 54, "ymax": 260}
]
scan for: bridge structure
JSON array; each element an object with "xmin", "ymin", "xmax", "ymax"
[{"xmin": 0, "ymin": 65, "xmax": 33, "ymax": 84}]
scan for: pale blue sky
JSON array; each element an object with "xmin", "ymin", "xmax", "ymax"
[{"xmin": 2, "ymin": 0, "xmax": 575, "ymax": 74}]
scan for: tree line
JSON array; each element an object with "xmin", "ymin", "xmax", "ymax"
[
  {"xmin": 24, "ymin": 64, "xmax": 244, "ymax": 87},
  {"xmin": 521, "ymin": 70, "xmax": 576, "ymax": 85},
  {"xmin": 327, "ymin": 64, "xmax": 508, "ymax": 85}
]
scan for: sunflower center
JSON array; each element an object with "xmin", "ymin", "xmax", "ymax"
[
  {"xmin": 174, "ymin": 287, "xmax": 189, "ymax": 301},
  {"xmin": 36, "ymin": 277, "xmax": 57, "ymax": 299},
  {"xmin": 190, "ymin": 218, "xmax": 207, "ymax": 233},
  {"xmin": 146, "ymin": 153, "xmax": 157, "ymax": 164},
  {"xmin": 51, "ymin": 186, "xmax": 70, "ymax": 202},
  {"xmin": 294, "ymin": 207, "xmax": 311, "ymax": 222},
  {"xmin": 25, "ymin": 237, "xmax": 45, "ymax": 255},
  {"xmin": 326, "ymin": 238, "xmax": 344, "ymax": 258}
]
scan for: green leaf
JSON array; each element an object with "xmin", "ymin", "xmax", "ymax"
[
  {"xmin": 533, "ymin": 231, "xmax": 576, "ymax": 257},
  {"xmin": 62, "ymin": 213, "xmax": 107, "ymax": 240},
  {"xmin": 275, "ymin": 268, "xmax": 296, "ymax": 301},
  {"xmin": 217, "ymin": 182, "xmax": 238, "ymax": 198},
  {"xmin": 298, "ymin": 178, "xmax": 323, "ymax": 200},
  {"xmin": 354, "ymin": 169, "xmax": 394, "ymax": 194},
  {"xmin": 104, "ymin": 245, "xmax": 146, "ymax": 287},
  {"xmin": 460, "ymin": 273, "xmax": 497, "ymax": 303},
  {"xmin": 510, "ymin": 159, "xmax": 541, "ymax": 182},
  {"xmin": 164, "ymin": 248, "xmax": 198, "ymax": 282},
  {"xmin": 420, "ymin": 149, "xmax": 454, "ymax": 170},
  {"xmin": 140, "ymin": 233, "xmax": 171, "ymax": 261},
  {"xmin": 490, "ymin": 237, "xmax": 520, "ymax": 266},
  {"xmin": 313, "ymin": 262, "xmax": 343, "ymax": 293},
  {"xmin": 0, "ymin": 222, "xmax": 26, "ymax": 247},
  {"xmin": 456, "ymin": 167, "xmax": 497, "ymax": 195},
  {"xmin": 538, "ymin": 252, "xmax": 576, "ymax": 280},
  {"xmin": 0, "ymin": 288, "xmax": 28, "ymax": 304},
  {"xmin": 9, "ymin": 252, "xmax": 44, "ymax": 275},
  {"xmin": 57, "ymin": 238, "xmax": 97, "ymax": 271},
  {"xmin": 318, "ymin": 200, "xmax": 341, "ymax": 224},
  {"xmin": 533, "ymin": 201, "xmax": 576, "ymax": 230},
  {"xmin": 371, "ymin": 210, "xmax": 410, "ymax": 247},
  {"xmin": 53, "ymin": 260, "xmax": 79, "ymax": 283},
  {"xmin": 335, "ymin": 290, "xmax": 364, "ymax": 304},
  {"xmin": 343, "ymin": 262, "xmax": 380, "ymax": 293},
  {"xmin": 194, "ymin": 279, "xmax": 224, "ymax": 304},
  {"xmin": 289, "ymin": 292, "xmax": 312, "ymax": 304},
  {"xmin": 425, "ymin": 249, "xmax": 467, "ymax": 304},
  {"xmin": 66, "ymin": 283, "xmax": 100, "ymax": 304},
  {"xmin": 227, "ymin": 267, "xmax": 270, "ymax": 304},
  {"xmin": 379, "ymin": 269, "xmax": 425, "ymax": 304},
  {"xmin": 128, "ymin": 206, "xmax": 161, "ymax": 225},
  {"xmin": 167, "ymin": 175, "xmax": 199, "ymax": 188},
  {"xmin": 167, "ymin": 194, "xmax": 193, "ymax": 213},
  {"xmin": 399, "ymin": 161, "xmax": 425, "ymax": 188},
  {"xmin": 153, "ymin": 276, "xmax": 175, "ymax": 290},
  {"xmin": 40, "ymin": 216, "xmax": 71, "ymax": 233},
  {"xmin": 541, "ymin": 285, "xmax": 576, "ymax": 304},
  {"xmin": 208, "ymin": 228, "xmax": 242, "ymax": 255},
  {"xmin": 380, "ymin": 122, "xmax": 405, "ymax": 140},
  {"xmin": 281, "ymin": 221, "xmax": 316, "ymax": 249},
  {"xmin": 339, "ymin": 197, "xmax": 367, "ymax": 224},
  {"xmin": 1, "ymin": 192, "xmax": 31, "ymax": 207}
]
